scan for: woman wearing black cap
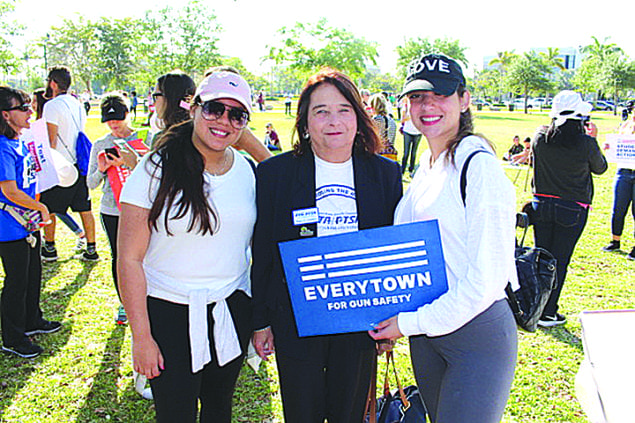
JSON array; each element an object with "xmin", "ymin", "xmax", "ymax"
[
  {"xmin": 370, "ymin": 54, "xmax": 518, "ymax": 422},
  {"xmin": 86, "ymin": 93, "xmax": 140, "ymax": 325}
]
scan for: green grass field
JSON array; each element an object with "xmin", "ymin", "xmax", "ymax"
[{"xmin": 0, "ymin": 101, "xmax": 633, "ymax": 422}]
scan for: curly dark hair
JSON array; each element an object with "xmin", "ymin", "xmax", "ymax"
[{"xmin": 292, "ymin": 68, "xmax": 379, "ymax": 156}]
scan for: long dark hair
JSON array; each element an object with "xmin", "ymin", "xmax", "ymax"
[
  {"xmin": 292, "ymin": 68, "xmax": 379, "ymax": 156},
  {"xmin": 156, "ymin": 71, "xmax": 195, "ymax": 130},
  {"xmin": 445, "ymin": 84, "xmax": 494, "ymax": 164},
  {"xmin": 146, "ymin": 119, "xmax": 219, "ymax": 236},
  {"xmin": 0, "ymin": 86, "xmax": 30, "ymax": 139},
  {"xmin": 33, "ymin": 88, "xmax": 48, "ymax": 119}
]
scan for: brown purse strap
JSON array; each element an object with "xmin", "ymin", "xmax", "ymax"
[{"xmin": 387, "ymin": 351, "xmax": 411, "ymax": 410}]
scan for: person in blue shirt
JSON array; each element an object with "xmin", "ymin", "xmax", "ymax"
[{"xmin": 0, "ymin": 86, "xmax": 62, "ymax": 359}]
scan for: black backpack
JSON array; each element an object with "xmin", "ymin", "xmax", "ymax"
[{"xmin": 461, "ymin": 150, "xmax": 556, "ymax": 332}]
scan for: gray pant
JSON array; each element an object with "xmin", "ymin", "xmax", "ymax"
[{"xmin": 409, "ymin": 299, "xmax": 517, "ymax": 423}]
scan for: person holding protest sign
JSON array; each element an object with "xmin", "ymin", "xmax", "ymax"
[
  {"xmin": 531, "ymin": 91, "xmax": 607, "ymax": 327},
  {"xmin": 87, "ymin": 93, "xmax": 142, "ymax": 325},
  {"xmin": 251, "ymin": 68, "xmax": 402, "ymax": 423},
  {"xmin": 602, "ymin": 113, "xmax": 635, "ymax": 260},
  {"xmin": 1, "ymin": 86, "xmax": 61, "ymax": 359},
  {"xmin": 118, "ymin": 71, "xmax": 256, "ymax": 422},
  {"xmin": 369, "ymin": 54, "xmax": 518, "ymax": 423}
]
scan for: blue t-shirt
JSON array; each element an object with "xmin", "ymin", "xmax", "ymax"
[{"xmin": 0, "ymin": 135, "xmax": 37, "ymax": 241}]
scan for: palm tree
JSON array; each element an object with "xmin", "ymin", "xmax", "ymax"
[
  {"xmin": 581, "ymin": 36, "xmax": 623, "ymax": 62},
  {"xmin": 488, "ymin": 50, "xmax": 517, "ymax": 102},
  {"xmin": 581, "ymin": 36, "xmax": 625, "ymax": 112},
  {"xmin": 539, "ymin": 48, "xmax": 566, "ymax": 108}
]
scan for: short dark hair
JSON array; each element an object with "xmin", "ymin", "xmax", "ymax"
[
  {"xmin": 292, "ymin": 68, "xmax": 379, "ymax": 156},
  {"xmin": 48, "ymin": 66, "xmax": 72, "ymax": 92},
  {"xmin": 0, "ymin": 86, "xmax": 31, "ymax": 139}
]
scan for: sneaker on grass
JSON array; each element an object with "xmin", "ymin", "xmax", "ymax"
[
  {"xmin": 75, "ymin": 249, "xmax": 99, "ymax": 261},
  {"xmin": 75, "ymin": 236, "xmax": 87, "ymax": 253},
  {"xmin": 538, "ymin": 313, "xmax": 566, "ymax": 328},
  {"xmin": 41, "ymin": 245, "xmax": 58, "ymax": 262},
  {"xmin": 2, "ymin": 341, "xmax": 43, "ymax": 359},
  {"xmin": 627, "ymin": 246, "xmax": 635, "ymax": 261},
  {"xmin": 602, "ymin": 240, "xmax": 620, "ymax": 252},
  {"xmin": 25, "ymin": 320, "xmax": 62, "ymax": 336}
]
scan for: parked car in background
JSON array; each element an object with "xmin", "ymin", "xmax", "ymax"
[
  {"xmin": 594, "ymin": 100, "xmax": 615, "ymax": 111},
  {"xmin": 528, "ymin": 97, "xmax": 550, "ymax": 108}
]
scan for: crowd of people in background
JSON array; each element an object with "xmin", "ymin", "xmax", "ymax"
[{"xmin": 1, "ymin": 49, "xmax": 628, "ymax": 422}]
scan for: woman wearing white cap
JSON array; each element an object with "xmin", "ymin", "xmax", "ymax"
[
  {"xmin": 531, "ymin": 90, "xmax": 607, "ymax": 327},
  {"xmin": 117, "ymin": 71, "xmax": 256, "ymax": 422},
  {"xmin": 370, "ymin": 54, "xmax": 518, "ymax": 422}
]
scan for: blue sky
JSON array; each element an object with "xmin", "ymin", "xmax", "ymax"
[{"xmin": 12, "ymin": 0, "xmax": 635, "ymax": 76}]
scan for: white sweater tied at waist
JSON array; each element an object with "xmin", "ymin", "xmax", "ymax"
[{"xmin": 144, "ymin": 266, "xmax": 250, "ymax": 373}]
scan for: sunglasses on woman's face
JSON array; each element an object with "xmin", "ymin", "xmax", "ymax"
[
  {"xmin": 4, "ymin": 104, "xmax": 31, "ymax": 112},
  {"xmin": 197, "ymin": 100, "xmax": 249, "ymax": 130},
  {"xmin": 151, "ymin": 92, "xmax": 163, "ymax": 101}
]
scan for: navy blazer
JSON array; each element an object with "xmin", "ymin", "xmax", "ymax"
[{"xmin": 251, "ymin": 150, "xmax": 403, "ymax": 331}]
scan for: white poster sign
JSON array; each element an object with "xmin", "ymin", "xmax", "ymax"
[{"xmin": 605, "ymin": 134, "xmax": 635, "ymax": 168}]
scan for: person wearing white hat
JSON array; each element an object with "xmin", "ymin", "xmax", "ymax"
[
  {"xmin": 531, "ymin": 90, "xmax": 607, "ymax": 327},
  {"xmin": 0, "ymin": 87, "xmax": 61, "ymax": 359},
  {"xmin": 118, "ymin": 71, "xmax": 256, "ymax": 422}
]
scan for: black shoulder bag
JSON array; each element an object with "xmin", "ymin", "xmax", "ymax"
[{"xmin": 461, "ymin": 150, "xmax": 556, "ymax": 332}]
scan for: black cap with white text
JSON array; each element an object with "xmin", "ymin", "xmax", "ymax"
[{"xmin": 400, "ymin": 54, "xmax": 466, "ymax": 98}]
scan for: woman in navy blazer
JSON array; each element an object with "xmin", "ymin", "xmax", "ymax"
[{"xmin": 251, "ymin": 69, "xmax": 402, "ymax": 423}]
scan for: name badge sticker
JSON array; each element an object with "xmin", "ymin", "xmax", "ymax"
[{"xmin": 292, "ymin": 207, "xmax": 319, "ymax": 226}]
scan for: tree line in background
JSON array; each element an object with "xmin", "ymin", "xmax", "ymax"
[{"xmin": 2, "ymin": 0, "xmax": 635, "ymax": 109}]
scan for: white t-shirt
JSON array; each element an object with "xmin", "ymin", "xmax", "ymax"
[
  {"xmin": 394, "ymin": 136, "xmax": 517, "ymax": 337},
  {"xmin": 43, "ymin": 94, "xmax": 86, "ymax": 164},
  {"xmin": 315, "ymin": 155, "xmax": 358, "ymax": 236},
  {"xmin": 120, "ymin": 147, "xmax": 255, "ymax": 295},
  {"xmin": 120, "ymin": 147, "xmax": 256, "ymax": 371}
]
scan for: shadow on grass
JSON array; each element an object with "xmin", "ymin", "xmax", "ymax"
[
  {"xmin": 0, "ymin": 261, "xmax": 97, "ymax": 420},
  {"xmin": 233, "ymin": 361, "xmax": 275, "ymax": 422},
  {"xmin": 540, "ymin": 325, "xmax": 584, "ymax": 352},
  {"xmin": 74, "ymin": 325, "xmax": 154, "ymax": 422}
]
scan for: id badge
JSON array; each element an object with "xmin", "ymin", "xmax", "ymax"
[{"xmin": 292, "ymin": 207, "xmax": 318, "ymax": 226}]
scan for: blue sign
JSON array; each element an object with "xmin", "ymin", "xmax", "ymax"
[{"xmin": 278, "ymin": 220, "xmax": 449, "ymax": 337}]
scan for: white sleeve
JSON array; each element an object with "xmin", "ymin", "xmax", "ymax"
[
  {"xmin": 42, "ymin": 101, "xmax": 61, "ymax": 126},
  {"xmin": 398, "ymin": 153, "xmax": 517, "ymax": 337},
  {"xmin": 119, "ymin": 154, "xmax": 161, "ymax": 210}
]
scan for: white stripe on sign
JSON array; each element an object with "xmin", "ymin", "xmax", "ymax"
[
  {"xmin": 300, "ymin": 264, "xmax": 325, "ymax": 272},
  {"xmin": 301, "ymin": 273, "xmax": 327, "ymax": 281},
  {"xmin": 298, "ymin": 255, "xmax": 323, "ymax": 264},
  {"xmin": 327, "ymin": 259, "xmax": 429, "ymax": 278},
  {"xmin": 325, "ymin": 250, "xmax": 427, "ymax": 269},
  {"xmin": 323, "ymin": 240, "xmax": 426, "ymax": 260}
]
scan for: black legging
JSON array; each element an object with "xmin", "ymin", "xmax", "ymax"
[
  {"xmin": 147, "ymin": 291, "xmax": 252, "ymax": 423},
  {"xmin": 0, "ymin": 233, "xmax": 44, "ymax": 346},
  {"xmin": 100, "ymin": 213, "xmax": 119, "ymax": 298}
]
